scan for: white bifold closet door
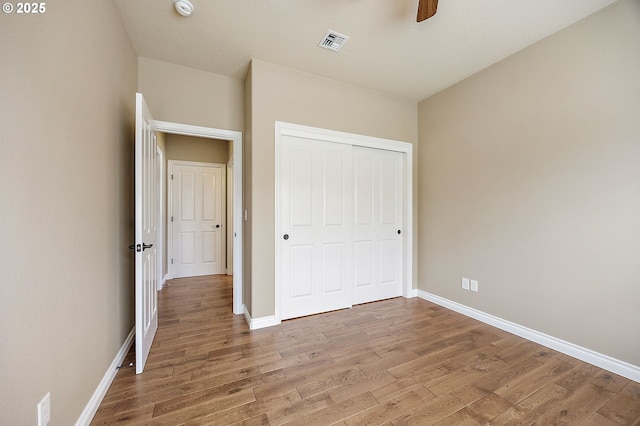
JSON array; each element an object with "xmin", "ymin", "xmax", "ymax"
[
  {"xmin": 352, "ymin": 147, "xmax": 404, "ymax": 304},
  {"xmin": 279, "ymin": 135, "xmax": 354, "ymax": 320}
]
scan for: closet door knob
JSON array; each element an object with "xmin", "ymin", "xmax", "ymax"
[{"xmin": 283, "ymin": 234, "xmax": 289, "ymax": 240}]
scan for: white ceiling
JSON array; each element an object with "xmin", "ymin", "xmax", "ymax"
[{"xmin": 114, "ymin": 0, "xmax": 618, "ymax": 101}]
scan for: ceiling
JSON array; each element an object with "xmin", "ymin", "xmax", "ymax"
[{"xmin": 114, "ymin": 0, "xmax": 618, "ymax": 101}]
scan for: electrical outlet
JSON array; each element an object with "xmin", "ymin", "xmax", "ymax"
[
  {"xmin": 470, "ymin": 279, "xmax": 478, "ymax": 292},
  {"xmin": 37, "ymin": 392, "xmax": 50, "ymax": 426},
  {"xmin": 461, "ymin": 277, "xmax": 470, "ymax": 290}
]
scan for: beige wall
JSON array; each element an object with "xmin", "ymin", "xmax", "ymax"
[
  {"xmin": 0, "ymin": 0, "xmax": 138, "ymax": 424},
  {"xmin": 247, "ymin": 59, "xmax": 418, "ymax": 318},
  {"xmin": 165, "ymin": 134, "xmax": 230, "ymax": 164},
  {"xmin": 418, "ymin": 0, "xmax": 640, "ymax": 366},
  {"xmin": 138, "ymin": 57, "xmax": 244, "ymax": 132}
]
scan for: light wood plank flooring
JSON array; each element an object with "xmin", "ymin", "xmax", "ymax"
[{"xmin": 91, "ymin": 275, "xmax": 640, "ymax": 425}]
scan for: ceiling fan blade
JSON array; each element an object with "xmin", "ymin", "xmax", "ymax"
[{"xmin": 417, "ymin": 0, "xmax": 438, "ymax": 22}]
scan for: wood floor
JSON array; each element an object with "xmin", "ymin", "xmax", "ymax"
[{"xmin": 91, "ymin": 275, "xmax": 640, "ymax": 425}]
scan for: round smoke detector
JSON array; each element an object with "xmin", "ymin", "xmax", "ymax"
[{"xmin": 174, "ymin": 0, "xmax": 194, "ymax": 17}]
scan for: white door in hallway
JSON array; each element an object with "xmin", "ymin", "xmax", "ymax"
[
  {"xmin": 134, "ymin": 93, "xmax": 158, "ymax": 374},
  {"xmin": 279, "ymin": 135, "xmax": 354, "ymax": 320},
  {"xmin": 353, "ymin": 147, "xmax": 404, "ymax": 304},
  {"xmin": 170, "ymin": 162, "xmax": 225, "ymax": 277}
]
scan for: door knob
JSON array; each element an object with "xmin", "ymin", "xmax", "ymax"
[
  {"xmin": 128, "ymin": 243, "xmax": 151, "ymax": 252},
  {"xmin": 216, "ymin": 224, "xmax": 221, "ymax": 228},
  {"xmin": 397, "ymin": 230, "xmax": 401, "ymax": 234},
  {"xmin": 283, "ymin": 234, "xmax": 289, "ymax": 240}
]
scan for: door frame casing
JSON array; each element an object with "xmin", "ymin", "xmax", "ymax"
[
  {"xmin": 155, "ymin": 120, "xmax": 244, "ymax": 315},
  {"xmin": 227, "ymin": 156, "xmax": 234, "ymax": 276},
  {"xmin": 274, "ymin": 121, "xmax": 414, "ymax": 323},
  {"xmin": 156, "ymin": 148, "xmax": 165, "ymax": 290},
  {"xmin": 168, "ymin": 160, "xmax": 226, "ymax": 279}
]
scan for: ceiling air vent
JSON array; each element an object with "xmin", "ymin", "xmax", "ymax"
[{"xmin": 319, "ymin": 30, "xmax": 349, "ymax": 52}]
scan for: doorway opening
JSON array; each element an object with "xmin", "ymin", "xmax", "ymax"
[{"xmin": 155, "ymin": 120, "xmax": 243, "ymax": 315}]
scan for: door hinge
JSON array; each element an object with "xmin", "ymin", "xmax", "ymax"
[
  {"xmin": 171, "ymin": 216, "xmax": 173, "ymax": 222},
  {"xmin": 171, "ymin": 258, "xmax": 174, "ymax": 264},
  {"xmin": 171, "ymin": 174, "xmax": 174, "ymax": 180}
]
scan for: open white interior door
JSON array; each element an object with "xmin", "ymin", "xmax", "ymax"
[{"xmin": 134, "ymin": 93, "xmax": 158, "ymax": 374}]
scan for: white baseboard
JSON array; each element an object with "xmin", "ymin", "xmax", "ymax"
[
  {"xmin": 159, "ymin": 274, "xmax": 168, "ymax": 289},
  {"xmin": 243, "ymin": 305, "xmax": 280, "ymax": 330},
  {"xmin": 417, "ymin": 290, "xmax": 640, "ymax": 383},
  {"xmin": 76, "ymin": 327, "xmax": 135, "ymax": 426}
]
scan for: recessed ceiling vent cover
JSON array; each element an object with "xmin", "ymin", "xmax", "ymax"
[{"xmin": 319, "ymin": 30, "xmax": 349, "ymax": 52}]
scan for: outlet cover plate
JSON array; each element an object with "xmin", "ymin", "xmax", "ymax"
[
  {"xmin": 470, "ymin": 280, "xmax": 478, "ymax": 292},
  {"xmin": 461, "ymin": 278, "xmax": 470, "ymax": 290}
]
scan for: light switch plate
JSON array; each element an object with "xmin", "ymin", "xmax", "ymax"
[{"xmin": 470, "ymin": 280, "xmax": 478, "ymax": 292}]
